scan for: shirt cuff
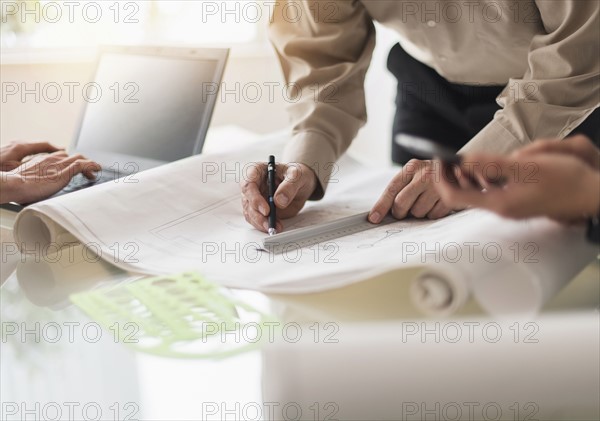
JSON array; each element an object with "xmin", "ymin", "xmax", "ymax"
[
  {"xmin": 459, "ymin": 118, "xmax": 526, "ymax": 155},
  {"xmin": 282, "ymin": 131, "xmax": 338, "ymax": 200}
]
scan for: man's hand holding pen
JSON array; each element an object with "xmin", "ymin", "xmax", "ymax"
[{"xmin": 241, "ymin": 159, "xmax": 318, "ymax": 234}]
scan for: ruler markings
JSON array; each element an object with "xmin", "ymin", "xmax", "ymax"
[{"xmin": 262, "ymin": 212, "xmax": 398, "ymax": 254}]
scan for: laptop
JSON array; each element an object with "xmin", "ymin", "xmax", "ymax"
[{"xmin": 4, "ymin": 45, "xmax": 228, "ymax": 211}]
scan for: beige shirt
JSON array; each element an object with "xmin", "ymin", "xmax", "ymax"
[{"xmin": 269, "ymin": 0, "xmax": 600, "ymax": 198}]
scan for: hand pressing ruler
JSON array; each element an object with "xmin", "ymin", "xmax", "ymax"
[{"xmin": 262, "ymin": 211, "xmax": 398, "ymax": 254}]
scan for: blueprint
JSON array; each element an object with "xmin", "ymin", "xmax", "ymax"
[{"xmin": 13, "ymin": 133, "xmax": 598, "ymax": 316}]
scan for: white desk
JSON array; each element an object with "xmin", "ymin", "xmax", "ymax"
[
  {"xmin": 1, "ymin": 240, "xmax": 598, "ymax": 421},
  {"xmin": 1, "ymin": 127, "xmax": 599, "ymax": 420}
]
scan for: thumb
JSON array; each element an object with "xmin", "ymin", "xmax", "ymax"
[{"xmin": 274, "ymin": 164, "xmax": 307, "ymax": 209}]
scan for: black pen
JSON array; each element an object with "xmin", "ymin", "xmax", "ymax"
[{"xmin": 267, "ymin": 155, "xmax": 277, "ymax": 236}]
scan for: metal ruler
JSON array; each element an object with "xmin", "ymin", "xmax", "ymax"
[{"xmin": 262, "ymin": 211, "xmax": 398, "ymax": 254}]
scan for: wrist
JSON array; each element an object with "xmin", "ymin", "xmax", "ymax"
[
  {"xmin": 0, "ymin": 173, "xmax": 24, "ymax": 204},
  {"xmin": 295, "ymin": 162, "xmax": 320, "ymax": 200}
]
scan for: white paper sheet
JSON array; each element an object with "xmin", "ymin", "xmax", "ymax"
[{"xmin": 12, "ymin": 134, "xmax": 598, "ymax": 316}]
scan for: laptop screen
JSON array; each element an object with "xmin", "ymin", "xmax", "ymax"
[{"xmin": 75, "ymin": 51, "xmax": 221, "ymax": 163}]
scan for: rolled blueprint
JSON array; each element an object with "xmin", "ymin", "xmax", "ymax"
[
  {"xmin": 410, "ymin": 264, "xmax": 472, "ymax": 317},
  {"xmin": 14, "ymin": 211, "xmax": 77, "ymax": 253},
  {"xmin": 410, "ymin": 221, "xmax": 598, "ymax": 317}
]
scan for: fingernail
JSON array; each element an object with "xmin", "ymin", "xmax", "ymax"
[
  {"xmin": 278, "ymin": 194, "xmax": 289, "ymax": 206},
  {"xmin": 263, "ymin": 221, "xmax": 269, "ymax": 231},
  {"xmin": 369, "ymin": 212, "xmax": 381, "ymax": 223},
  {"xmin": 259, "ymin": 205, "xmax": 267, "ymax": 216}
]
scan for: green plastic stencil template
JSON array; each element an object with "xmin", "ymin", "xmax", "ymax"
[{"xmin": 70, "ymin": 272, "xmax": 279, "ymax": 359}]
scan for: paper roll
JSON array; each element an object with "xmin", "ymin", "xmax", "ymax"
[
  {"xmin": 411, "ymin": 239, "xmax": 598, "ymax": 318},
  {"xmin": 472, "ymin": 238, "xmax": 599, "ymax": 317},
  {"xmin": 410, "ymin": 265, "xmax": 471, "ymax": 317},
  {"xmin": 13, "ymin": 211, "xmax": 78, "ymax": 254}
]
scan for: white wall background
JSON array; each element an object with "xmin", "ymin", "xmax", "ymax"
[{"xmin": 0, "ymin": 24, "xmax": 397, "ymax": 166}]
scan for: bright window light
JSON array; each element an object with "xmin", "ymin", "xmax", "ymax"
[{"xmin": 0, "ymin": 0, "xmax": 265, "ymax": 48}]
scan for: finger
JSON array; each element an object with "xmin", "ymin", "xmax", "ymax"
[
  {"xmin": 12, "ymin": 141, "xmax": 61, "ymax": 159},
  {"xmin": 568, "ymin": 135, "xmax": 600, "ymax": 169},
  {"xmin": 438, "ymin": 161, "xmax": 459, "ymax": 185},
  {"xmin": 515, "ymin": 138, "xmax": 562, "ymax": 156},
  {"xmin": 392, "ymin": 161, "xmax": 436, "ymax": 219},
  {"xmin": 518, "ymin": 136, "xmax": 582, "ymax": 156},
  {"xmin": 243, "ymin": 202, "xmax": 269, "ymax": 232},
  {"xmin": 409, "ymin": 187, "xmax": 440, "ymax": 219},
  {"xmin": 51, "ymin": 150, "xmax": 69, "ymax": 158},
  {"xmin": 449, "ymin": 159, "xmax": 480, "ymax": 189},
  {"xmin": 242, "ymin": 162, "xmax": 266, "ymax": 187},
  {"xmin": 52, "ymin": 155, "xmax": 88, "ymax": 178},
  {"xmin": 460, "ymin": 153, "xmax": 511, "ymax": 187},
  {"xmin": 440, "ymin": 185, "xmax": 502, "ymax": 210},
  {"xmin": 434, "ymin": 164, "xmax": 455, "ymax": 200},
  {"xmin": 241, "ymin": 163, "xmax": 270, "ymax": 217},
  {"xmin": 437, "ymin": 161, "xmax": 477, "ymax": 191},
  {"xmin": 25, "ymin": 150, "xmax": 68, "ymax": 165},
  {"xmin": 517, "ymin": 136, "xmax": 600, "ymax": 169},
  {"xmin": 426, "ymin": 200, "xmax": 453, "ymax": 219},
  {"xmin": 53, "ymin": 158, "xmax": 98, "ymax": 182},
  {"xmin": 567, "ymin": 135, "xmax": 596, "ymax": 168},
  {"xmin": 79, "ymin": 161, "xmax": 102, "ymax": 179},
  {"xmin": 274, "ymin": 164, "xmax": 304, "ymax": 209},
  {"xmin": 370, "ymin": 160, "xmax": 422, "ymax": 223},
  {"xmin": 456, "ymin": 165, "xmax": 479, "ymax": 190},
  {"xmin": 273, "ymin": 219, "xmax": 284, "ymax": 234},
  {"xmin": 245, "ymin": 178, "xmax": 270, "ymax": 217},
  {"xmin": 243, "ymin": 196, "xmax": 284, "ymax": 233},
  {"xmin": 250, "ymin": 192, "xmax": 270, "ymax": 217},
  {"xmin": 46, "ymin": 153, "xmax": 86, "ymax": 172},
  {"xmin": 59, "ymin": 153, "xmax": 86, "ymax": 163},
  {"xmin": 262, "ymin": 216, "xmax": 286, "ymax": 234},
  {"xmin": 55, "ymin": 161, "xmax": 89, "ymax": 188},
  {"xmin": 1, "ymin": 160, "xmax": 22, "ymax": 171},
  {"xmin": 436, "ymin": 170, "xmax": 476, "ymax": 209},
  {"xmin": 391, "ymin": 179, "xmax": 428, "ymax": 220}
]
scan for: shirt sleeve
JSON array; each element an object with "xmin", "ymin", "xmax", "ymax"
[
  {"xmin": 269, "ymin": 0, "xmax": 376, "ymax": 199},
  {"xmin": 461, "ymin": 0, "xmax": 600, "ymax": 155}
]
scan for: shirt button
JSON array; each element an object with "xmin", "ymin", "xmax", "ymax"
[{"xmin": 427, "ymin": 20, "xmax": 436, "ymax": 27}]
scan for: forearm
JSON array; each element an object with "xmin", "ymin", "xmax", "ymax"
[{"xmin": 269, "ymin": 0, "xmax": 375, "ymax": 197}]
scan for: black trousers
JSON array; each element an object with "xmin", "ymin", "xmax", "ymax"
[{"xmin": 388, "ymin": 43, "xmax": 600, "ymax": 164}]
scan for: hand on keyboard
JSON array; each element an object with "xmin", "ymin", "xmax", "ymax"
[
  {"xmin": 62, "ymin": 170, "xmax": 116, "ymax": 193},
  {"xmin": 1, "ymin": 151, "xmax": 101, "ymax": 204}
]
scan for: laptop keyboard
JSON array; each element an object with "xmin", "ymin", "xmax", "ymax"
[{"xmin": 62, "ymin": 171, "xmax": 119, "ymax": 193}]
